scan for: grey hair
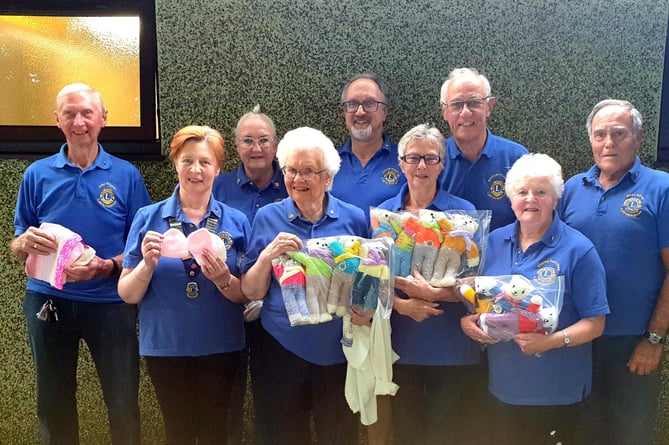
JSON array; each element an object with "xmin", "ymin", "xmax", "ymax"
[
  {"xmin": 56, "ymin": 83, "xmax": 105, "ymax": 114},
  {"xmin": 397, "ymin": 124, "xmax": 446, "ymax": 159},
  {"xmin": 439, "ymin": 68, "xmax": 492, "ymax": 103},
  {"xmin": 505, "ymin": 153, "xmax": 564, "ymax": 199},
  {"xmin": 586, "ymin": 99, "xmax": 643, "ymax": 139},
  {"xmin": 276, "ymin": 127, "xmax": 341, "ymax": 190},
  {"xmin": 234, "ymin": 104, "xmax": 277, "ymax": 137},
  {"xmin": 340, "ymin": 73, "xmax": 389, "ymax": 107}
]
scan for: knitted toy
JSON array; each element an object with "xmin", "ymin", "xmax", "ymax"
[
  {"xmin": 370, "ymin": 208, "xmax": 395, "ymax": 240},
  {"xmin": 430, "ymin": 212, "xmax": 481, "ymax": 287},
  {"xmin": 306, "ymin": 237, "xmax": 335, "ymax": 268},
  {"xmin": 479, "ymin": 296, "xmax": 556, "ymax": 341},
  {"xmin": 351, "ymin": 241, "xmax": 390, "ymax": 316},
  {"xmin": 288, "ymin": 250, "xmax": 333, "ymax": 323},
  {"xmin": 272, "ymin": 254, "xmax": 311, "ymax": 326},
  {"xmin": 327, "ymin": 237, "xmax": 362, "ymax": 316},
  {"xmin": 492, "ymin": 275, "xmax": 535, "ymax": 314},
  {"xmin": 402, "ymin": 209, "xmax": 442, "ymax": 281},
  {"xmin": 389, "ymin": 212, "xmax": 415, "ymax": 277}
]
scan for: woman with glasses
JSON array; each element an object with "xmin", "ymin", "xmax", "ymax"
[
  {"xmin": 241, "ymin": 127, "xmax": 369, "ymax": 445},
  {"xmin": 375, "ymin": 124, "xmax": 480, "ymax": 445}
]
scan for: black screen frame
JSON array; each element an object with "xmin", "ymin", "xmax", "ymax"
[{"xmin": 0, "ymin": 0, "xmax": 161, "ymax": 160}]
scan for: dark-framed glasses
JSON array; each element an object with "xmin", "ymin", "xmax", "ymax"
[
  {"xmin": 400, "ymin": 154, "xmax": 442, "ymax": 165},
  {"xmin": 239, "ymin": 136, "xmax": 274, "ymax": 148},
  {"xmin": 341, "ymin": 100, "xmax": 385, "ymax": 113},
  {"xmin": 441, "ymin": 96, "xmax": 490, "ymax": 113},
  {"xmin": 281, "ymin": 166, "xmax": 326, "ymax": 180}
]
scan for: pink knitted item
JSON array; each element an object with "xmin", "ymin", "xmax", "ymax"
[
  {"xmin": 187, "ymin": 228, "xmax": 227, "ymax": 264},
  {"xmin": 25, "ymin": 222, "xmax": 96, "ymax": 289},
  {"xmin": 160, "ymin": 228, "xmax": 189, "ymax": 258}
]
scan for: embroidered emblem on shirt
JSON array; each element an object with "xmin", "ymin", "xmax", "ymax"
[
  {"xmin": 620, "ymin": 194, "xmax": 643, "ymax": 218},
  {"xmin": 219, "ymin": 231, "xmax": 233, "ymax": 250},
  {"xmin": 535, "ymin": 259, "xmax": 560, "ymax": 286},
  {"xmin": 97, "ymin": 182, "xmax": 117, "ymax": 208},
  {"xmin": 382, "ymin": 168, "xmax": 401, "ymax": 185},
  {"xmin": 487, "ymin": 173, "xmax": 506, "ymax": 200}
]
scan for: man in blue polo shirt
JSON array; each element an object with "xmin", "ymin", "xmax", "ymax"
[
  {"xmin": 558, "ymin": 99, "xmax": 669, "ymax": 445},
  {"xmin": 331, "ymin": 74, "xmax": 405, "ymax": 215},
  {"xmin": 439, "ymin": 68, "xmax": 528, "ymax": 230},
  {"xmin": 11, "ymin": 83, "xmax": 151, "ymax": 444}
]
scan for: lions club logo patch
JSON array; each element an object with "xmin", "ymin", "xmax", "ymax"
[
  {"xmin": 487, "ymin": 173, "xmax": 507, "ymax": 200},
  {"xmin": 621, "ymin": 194, "xmax": 643, "ymax": 218},
  {"xmin": 219, "ymin": 232, "xmax": 233, "ymax": 250},
  {"xmin": 98, "ymin": 182, "xmax": 117, "ymax": 208},
  {"xmin": 382, "ymin": 168, "xmax": 401, "ymax": 185}
]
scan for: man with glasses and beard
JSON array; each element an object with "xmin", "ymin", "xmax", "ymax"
[{"xmin": 331, "ymin": 74, "xmax": 405, "ymax": 215}]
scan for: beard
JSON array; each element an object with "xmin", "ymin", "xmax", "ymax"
[{"xmin": 350, "ymin": 125, "xmax": 373, "ymax": 141}]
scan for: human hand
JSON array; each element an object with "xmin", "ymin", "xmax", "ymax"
[
  {"xmin": 460, "ymin": 313, "xmax": 497, "ymax": 345},
  {"xmin": 140, "ymin": 230, "xmax": 164, "ymax": 269},
  {"xmin": 394, "ymin": 295, "xmax": 443, "ymax": 322},
  {"xmin": 199, "ymin": 248, "xmax": 232, "ymax": 286},
  {"xmin": 349, "ymin": 306, "xmax": 373, "ymax": 326},
  {"xmin": 627, "ymin": 339, "xmax": 664, "ymax": 375},
  {"xmin": 65, "ymin": 255, "xmax": 110, "ymax": 282},
  {"xmin": 514, "ymin": 332, "xmax": 553, "ymax": 356},
  {"xmin": 19, "ymin": 226, "xmax": 57, "ymax": 256},
  {"xmin": 262, "ymin": 232, "xmax": 303, "ymax": 260}
]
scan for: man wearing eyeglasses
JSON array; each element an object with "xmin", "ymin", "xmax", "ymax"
[
  {"xmin": 331, "ymin": 74, "xmax": 405, "ymax": 215},
  {"xmin": 439, "ymin": 68, "xmax": 528, "ymax": 230}
]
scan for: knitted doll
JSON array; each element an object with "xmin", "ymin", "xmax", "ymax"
[
  {"xmin": 389, "ymin": 212, "xmax": 415, "ymax": 277},
  {"xmin": 327, "ymin": 237, "xmax": 362, "ymax": 316},
  {"xmin": 351, "ymin": 241, "xmax": 390, "ymax": 315},
  {"xmin": 272, "ymin": 254, "xmax": 311, "ymax": 326},
  {"xmin": 370, "ymin": 208, "xmax": 395, "ymax": 240},
  {"xmin": 479, "ymin": 296, "xmax": 555, "ymax": 341},
  {"xmin": 402, "ymin": 209, "xmax": 442, "ymax": 281},
  {"xmin": 288, "ymin": 250, "xmax": 333, "ymax": 323},
  {"xmin": 430, "ymin": 212, "xmax": 480, "ymax": 287}
]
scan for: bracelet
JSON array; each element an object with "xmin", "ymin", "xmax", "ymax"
[
  {"xmin": 110, "ymin": 258, "xmax": 120, "ymax": 277},
  {"xmin": 218, "ymin": 275, "xmax": 233, "ymax": 291}
]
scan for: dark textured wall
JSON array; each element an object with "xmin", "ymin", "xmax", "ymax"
[{"xmin": 1, "ymin": 1, "xmax": 668, "ymax": 443}]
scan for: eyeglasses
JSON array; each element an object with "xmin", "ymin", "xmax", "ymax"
[
  {"xmin": 441, "ymin": 96, "xmax": 490, "ymax": 113},
  {"xmin": 400, "ymin": 154, "xmax": 442, "ymax": 165},
  {"xmin": 281, "ymin": 167, "xmax": 326, "ymax": 180},
  {"xmin": 341, "ymin": 101, "xmax": 385, "ymax": 113},
  {"xmin": 238, "ymin": 136, "xmax": 274, "ymax": 148}
]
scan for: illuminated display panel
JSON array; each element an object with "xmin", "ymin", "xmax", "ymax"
[{"xmin": 0, "ymin": 0, "xmax": 159, "ymax": 159}]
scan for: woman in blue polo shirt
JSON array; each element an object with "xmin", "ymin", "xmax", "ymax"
[
  {"xmin": 241, "ymin": 126, "xmax": 369, "ymax": 445},
  {"xmin": 461, "ymin": 153, "xmax": 609, "ymax": 444},
  {"xmin": 118, "ymin": 125, "xmax": 250, "ymax": 444}
]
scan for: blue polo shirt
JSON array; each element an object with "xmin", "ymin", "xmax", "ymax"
[
  {"xmin": 331, "ymin": 134, "xmax": 405, "ymax": 214},
  {"xmin": 14, "ymin": 144, "xmax": 151, "ymax": 302},
  {"xmin": 439, "ymin": 130, "xmax": 528, "ymax": 230},
  {"xmin": 242, "ymin": 193, "xmax": 369, "ymax": 365},
  {"xmin": 484, "ymin": 214, "xmax": 609, "ymax": 405},
  {"xmin": 123, "ymin": 185, "xmax": 250, "ymax": 357},
  {"xmin": 212, "ymin": 162, "xmax": 287, "ymax": 224},
  {"xmin": 378, "ymin": 186, "xmax": 480, "ymax": 365},
  {"xmin": 558, "ymin": 157, "xmax": 669, "ymax": 335}
]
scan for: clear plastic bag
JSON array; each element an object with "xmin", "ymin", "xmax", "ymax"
[
  {"xmin": 456, "ymin": 274, "xmax": 565, "ymax": 341},
  {"xmin": 272, "ymin": 236, "xmax": 395, "ymax": 326}
]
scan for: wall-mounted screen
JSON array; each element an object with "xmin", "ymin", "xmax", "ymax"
[{"xmin": 0, "ymin": 0, "xmax": 159, "ymax": 159}]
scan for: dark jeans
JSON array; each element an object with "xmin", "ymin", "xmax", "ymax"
[
  {"xmin": 23, "ymin": 291, "xmax": 140, "ymax": 445},
  {"xmin": 251, "ymin": 324, "xmax": 357, "ymax": 445},
  {"xmin": 145, "ymin": 351, "xmax": 240, "ymax": 445},
  {"xmin": 391, "ymin": 362, "xmax": 487, "ymax": 445},
  {"xmin": 576, "ymin": 335, "xmax": 662, "ymax": 445}
]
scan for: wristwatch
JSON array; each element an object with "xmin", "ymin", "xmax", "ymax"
[
  {"xmin": 561, "ymin": 330, "xmax": 570, "ymax": 346},
  {"xmin": 643, "ymin": 330, "xmax": 666, "ymax": 345}
]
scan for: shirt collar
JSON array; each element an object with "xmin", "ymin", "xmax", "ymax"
[
  {"xmin": 508, "ymin": 210, "xmax": 562, "ymax": 249},
  {"xmin": 340, "ymin": 133, "xmax": 392, "ymax": 155},
  {"xmin": 282, "ymin": 192, "xmax": 340, "ymax": 223},
  {"xmin": 584, "ymin": 156, "xmax": 641, "ymax": 187},
  {"xmin": 53, "ymin": 143, "xmax": 112, "ymax": 170},
  {"xmin": 235, "ymin": 161, "xmax": 284, "ymax": 190},
  {"xmin": 161, "ymin": 184, "xmax": 221, "ymax": 223}
]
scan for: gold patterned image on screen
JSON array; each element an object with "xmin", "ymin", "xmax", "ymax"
[{"xmin": 0, "ymin": 16, "xmax": 140, "ymax": 127}]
